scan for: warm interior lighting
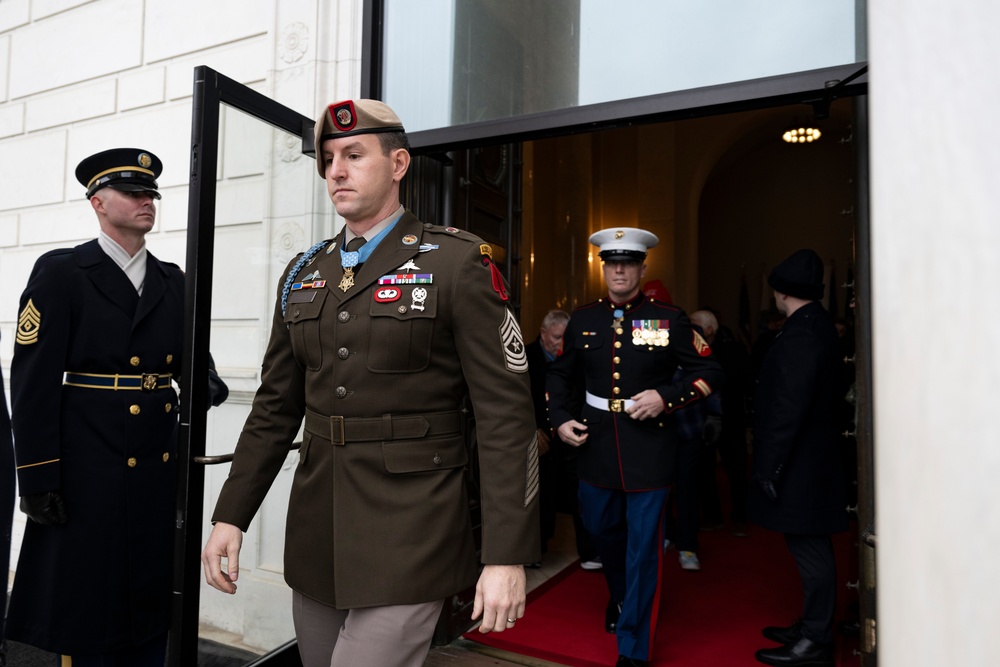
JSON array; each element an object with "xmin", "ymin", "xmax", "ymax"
[{"xmin": 782, "ymin": 126, "xmax": 822, "ymax": 143}]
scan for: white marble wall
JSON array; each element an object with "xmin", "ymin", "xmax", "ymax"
[
  {"xmin": 0, "ymin": 0, "xmax": 365, "ymax": 652},
  {"xmin": 869, "ymin": 1, "xmax": 1000, "ymax": 665}
]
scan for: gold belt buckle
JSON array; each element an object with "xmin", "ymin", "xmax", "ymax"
[
  {"xmin": 609, "ymin": 399, "xmax": 624, "ymax": 413},
  {"xmin": 330, "ymin": 416, "xmax": 346, "ymax": 446},
  {"xmin": 141, "ymin": 374, "xmax": 159, "ymax": 391}
]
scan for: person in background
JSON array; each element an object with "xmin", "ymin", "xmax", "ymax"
[
  {"xmin": 526, "ymin": 309, "xmax": 600, "ymax": 569},
  {"xmin": 751, "ymin": 249, "xmax": 846, "ymax": 667},
  {"xmin": 690, "ymin": 309, "xmax": 751, "ymax": 538},
  {"xmin": 547, "ymin": 227, "xmax": 723, "ymax": 667},
  {"xmin": 6, "ymin": 148, "xmax": 228, "ymax": 666},
  {"xmin": 201, "ymin": 99, "xmax": 539, "ymax": 667}
]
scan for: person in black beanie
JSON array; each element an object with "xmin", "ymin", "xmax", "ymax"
[{"xmin": 750, "ymin": 249, "xmax": 847, "ymax": 667}]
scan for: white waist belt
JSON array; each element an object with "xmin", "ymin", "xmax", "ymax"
[{"xmin": 585, "ymin": 391, "xmax": 635, "ymax": 413}]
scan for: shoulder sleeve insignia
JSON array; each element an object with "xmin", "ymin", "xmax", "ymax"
[
  {"xmin": 16, "ymin": 298, "xmax": 41, "ymax": 345},
  {"xmin": 693, "ymin": 330, "xmax": 712, "ymax": 357}
]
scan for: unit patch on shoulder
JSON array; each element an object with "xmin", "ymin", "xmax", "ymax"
[
  {"xmin": 16, "ymin": 299, "xmax": 41, "ymax": 345},
  {"xmin": 499, "ymin": 308, "xmax": 528, "ymax": 373},
  {"xmin": 692, "ymin": 330, "xmax": 712, "ymax": 357}
]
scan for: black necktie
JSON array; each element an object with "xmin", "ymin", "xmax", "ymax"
[{"xmin": 346, "ymin": 236, "xmax": 367, "ymax": 253}]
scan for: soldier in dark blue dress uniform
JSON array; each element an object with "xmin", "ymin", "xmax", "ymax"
[
  {"xmin": 0, "ymin": 336, "xmax": 13, "ymax": 667},
  {"xmin": 547, "ymin": 228, "xmax": 723, "ymax": 667},
  {"xmin": 5, "ymin": 148, "xmax": 227, "ymax": 666}
]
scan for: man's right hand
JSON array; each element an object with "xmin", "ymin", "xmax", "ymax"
[
  {"xmin": 202, "ymin": 521, "xmax": 244, "ymax": 594},
  {"xmin": 20, "ymin": 491, "xmax": 69, "ymax": 525},
  {"xmin": 557, "ymin": 420, "xmax": 588, "ymax": 446}
]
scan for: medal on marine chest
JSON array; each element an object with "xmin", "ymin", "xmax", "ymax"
[{"xmin": 632, "ymin": 320, "xmax": 670, "ymax": 347}]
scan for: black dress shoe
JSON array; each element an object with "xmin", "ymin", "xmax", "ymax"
[
  {"xmin": 605, "ymin": 599, "xmax": 622, "ymax": 634},
  {"xmin": 615, "ymin": 656, "xmax": 649, "ymax": 667},
  {"xmin": 762, "ymin": 618, "xmax": 802, "ymax": 644},
  {"xmin": 754, "ymin": 636, "xmax": 834, "ymax": 666}
]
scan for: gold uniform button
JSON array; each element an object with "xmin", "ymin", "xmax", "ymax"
[
  {"xmin": 162, "ymin": 453, "xmax": 170, "ymax": 463},
  {"xmin": 614, "ymin": 341, "xmax": 622, "ymax": 349},
  {"xmin": 127, "ymin": 457, "xmax": 137, "ymax": 468},
  {"xmin": 613, "ymin": 387, "xmax": 621, "ymax": 395},
  {"xmin": 165, "ymin": 403, "xmax": 173, "ymax": 413},
  {"xmin": 613, "ymin": 356, "xmax": 621, "ymax": 364},
  {"xmin": 613, "ymin": 372, "xmax": 620, "ymax": 380},
  {"xmin": 166, "ymin": 354, "xmax": 174, "ymax": 364},
  {"xmin": 616, "ymin": 328, "xmax": 623, "ymax": 335},
  {"xmin": 129, "ymin": 405, "xmax": 140, "ymax": 415},
  {"xmin": 398, "ymin": 305, "xmax": 408, "ymax": 314},
  {"xmin": 130, "ymin": 356, "xmax": 140, "ymax": 367}
]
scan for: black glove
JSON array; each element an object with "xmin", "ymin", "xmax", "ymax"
[
  {"xmin": 753, "ymin": 474, "xmax": 778, "ymax": 502},
  {"xmin": 702, "ymin": 415, "xmax": 723, "ymax": 445},
  {"xmin": 20, "ymin": 491, "xmax": 69, "ymax": 525}
]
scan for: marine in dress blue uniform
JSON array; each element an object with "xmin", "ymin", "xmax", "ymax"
[
  {"xmin": 547, "ymin": 228, "xmax": 723, "ymax": 667},
  {"xmin": 5, "ymin": 149, "xmax": 227, "ymax": 666}
]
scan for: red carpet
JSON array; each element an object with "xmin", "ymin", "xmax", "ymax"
[{"xmin": 465, "ymin": 526, "xmax": 860, "ymax": 666}]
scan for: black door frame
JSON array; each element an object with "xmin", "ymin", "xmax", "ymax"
[{"xmin": 170, "ymin": 65, "xmax": 315, "ymax": 667}]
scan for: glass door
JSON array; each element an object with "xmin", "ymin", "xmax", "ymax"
[{"xmin": 170, "ymin": 66, "xmax": 320, "ymax": 667}]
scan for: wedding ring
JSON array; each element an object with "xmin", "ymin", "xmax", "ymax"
[{"xmin": 506, "ymin": 617, "xmax": 516, "ymax": 623}]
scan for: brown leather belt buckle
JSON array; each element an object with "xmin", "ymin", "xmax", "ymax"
[
  {"xmin": 141, "ymin": 374, "xmax": 159, "ymax": 391},
  {"xmin": 609, "ymin": 399, "xmax": 624, "ymax": 413},
  {"xmin": 330, "ymin": 416, "xmax": 346, "ymax": 446}
]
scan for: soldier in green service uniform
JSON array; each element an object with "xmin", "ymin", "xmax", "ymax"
[{"xmin": 202, "ymin": 99, "xmax": 540, "ymax": 667}]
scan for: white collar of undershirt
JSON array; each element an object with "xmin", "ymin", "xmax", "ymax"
[{"xmin": 98, "ymin": 231, "xmax": 147, "ymax": 295}]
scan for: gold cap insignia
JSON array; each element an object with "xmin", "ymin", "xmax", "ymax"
[
  {"xmin": 480, "ymin": 243, "xmax": 493, "ymax": 260},
  {"xmin": 614, "ymin": 230, "xmax": 625, "ymax": 239},
  {"xmin": 16, "ymin": 299, "xmax": 41, "ymax": 345},
  {"xmin": 138, "ymin": 153, "xmax": 152, "ymax": 168}
]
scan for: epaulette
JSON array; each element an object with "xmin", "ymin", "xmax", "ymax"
[
  {"xmin": 281, "ymin": 239, "xmax": 332, "ymax": 316},
  {"xmin": 421, "ymin": 223, "xmax": 483, "ymax": 244}
]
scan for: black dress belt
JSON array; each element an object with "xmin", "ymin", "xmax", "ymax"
[
  {"xmin": 64, "ymin": 372, "xmax": 172, "ymax": 391},
  {"xmin": 303, "ymin": 408, "xmax": 463, "ymax": 446}
]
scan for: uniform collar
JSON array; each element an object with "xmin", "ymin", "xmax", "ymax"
[{"xmin": 601, "ymin": 291, "xmax": 647, "ymax": 312}]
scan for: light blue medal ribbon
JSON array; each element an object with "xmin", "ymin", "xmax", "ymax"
[{"xmin": 339, "ymin": 216, "xmax": 401, "ymax": 268}]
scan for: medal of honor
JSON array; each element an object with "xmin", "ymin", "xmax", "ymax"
[{"xmin": 340, "ymin": 250, "xmax": 360, "ymax": 292}]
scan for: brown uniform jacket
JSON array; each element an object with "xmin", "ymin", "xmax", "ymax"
[{"xmin": 212, "ymin": 211, "xmax": 540, "ymax": 608}]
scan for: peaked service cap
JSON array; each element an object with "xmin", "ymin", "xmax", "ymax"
[
  {"xmin": 75, "ymin": 147, "xmax": 162, "ymax": 199},
  {"xmin": 589, "ymin": 227, "xmax": 659, "ymax": 261}
]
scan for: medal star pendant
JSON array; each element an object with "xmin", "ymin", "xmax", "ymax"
[
  {"xmin": 611, "ymin": 316, "xmax": 623, "ymax": 330},
  {"xmin": 339, "ymin": 267, "xmax": 355, "ymax": 292}
]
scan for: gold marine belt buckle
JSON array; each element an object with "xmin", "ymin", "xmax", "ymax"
[
  {"xmin": 141, "ymin": 374, "xmax": 159, "ymax": 391},
  {"xmin": 609, "ymin": 399, "xmax": 625, "ymax": 413}
]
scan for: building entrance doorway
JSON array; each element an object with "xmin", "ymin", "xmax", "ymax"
[{"xmin": 175, "ymin": 68, "xmax": 874, "ymax": 666}]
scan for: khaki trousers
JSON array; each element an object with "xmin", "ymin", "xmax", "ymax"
[{"xmin": 292, "ymin": 590, "xmax": 445, "ymax": 667}]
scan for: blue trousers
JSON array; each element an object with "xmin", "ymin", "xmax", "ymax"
[{"xmin": 578, "ymin": 481, "xmax": 669, "ymax": 661}]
